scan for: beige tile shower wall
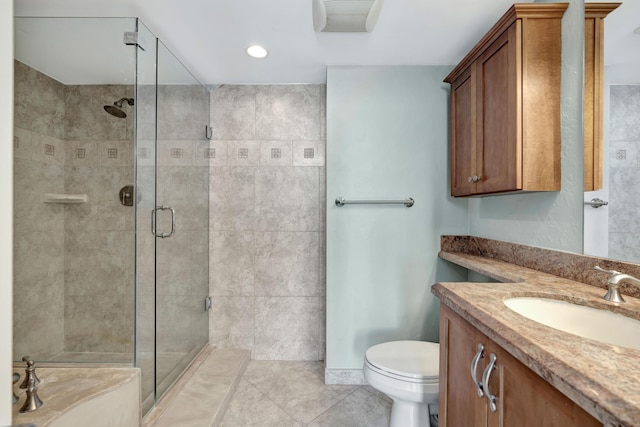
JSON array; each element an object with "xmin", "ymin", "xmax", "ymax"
[
  {"xmin": 63, "ymin": 84, "xmax": 135, "ymax": 353},
  {"xmin": 208, "ymin": 85, "xmax": 326, "ymax": 361},
  {"xmin": 609, "ymin": 85, "xmax": 640, "ymax": 262},
  {"xmin": 13, "ymin": 61, "xmax": 66, "ymax": 360}
]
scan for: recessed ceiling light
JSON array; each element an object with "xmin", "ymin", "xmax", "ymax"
[{"xmin": 246, "ymin": 45, "xmax": 268, "ymax": 59}]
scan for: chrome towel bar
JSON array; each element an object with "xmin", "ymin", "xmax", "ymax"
[
  {"xmin": 584, "ymin": 198, "xmax": 608, "ymax": 208},
  {"xmin": 335, "ymin": 197, "xmax": 414, "ymax": 208}
]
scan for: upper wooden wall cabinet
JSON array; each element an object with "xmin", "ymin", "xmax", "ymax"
[
  {"xmin": 584, "ymin": 3, "xmax": 620, "ymax": 191},
  {"xmin": 444, "ymin": 3, "xmax": 567, "ymax": 197}
]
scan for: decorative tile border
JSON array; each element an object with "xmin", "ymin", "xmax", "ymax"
[
  {"xmin": 304, "ymin": 148, "xmax": 314, "ymax": 159},
  {"xmin": 205, "ymin": 148, "xmax": 216, "ymax": 159},
  {"xmin": 293, "ymin": 140, "xmax": 324, "ymax": 167},
  {"xmin": 44, "ymin": 144, "xmax": 55, "ymax": 156}
]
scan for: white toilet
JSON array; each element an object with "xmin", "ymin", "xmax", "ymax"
[{"xmin": 363, "ymin": 340, "xmax": 439, "ymax": 427}]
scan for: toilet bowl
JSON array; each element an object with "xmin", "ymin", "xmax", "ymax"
[{"xmin": 363, "ymin": 340, "xmax": 439, "ymax": 427}]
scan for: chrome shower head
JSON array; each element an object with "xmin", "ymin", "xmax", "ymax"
[{"xmin": 104, "ymin": 97, "xmax": 134, "ymax": 118}]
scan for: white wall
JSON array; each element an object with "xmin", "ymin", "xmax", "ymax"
[
  {"xmin": 583, "ymin": 68, "xmax": 611, "ymax": 258},
  {"xmin": 0, "ymin": 0, "xmax": 13, "ymax": 423},
  {"xmin": 468, "ymin": 0, "xmax": 584, "ymax": 253},
  {"xmin": 326, "ymin": 66, "xmax": 468, "ymax": 378}
]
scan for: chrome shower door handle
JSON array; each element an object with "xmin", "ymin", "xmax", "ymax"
[
  {"xmin": 151, "ymin": 205, "xmax": 176, "ymax": 238},
  {"xmin": 165, "ymin": 206, "xmax": 176, "ymax": 238}
]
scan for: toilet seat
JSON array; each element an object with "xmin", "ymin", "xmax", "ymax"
[{"xmin": 365, "ymin": 340, "xmax": 439, "ymax": 381}]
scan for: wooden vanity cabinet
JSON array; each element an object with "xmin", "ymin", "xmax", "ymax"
[
  {"xmin": 439, "ymin": 305, "xmax": 601, "ymax": 427},
  {"xmin": 583, "ymin": 3, "xmax": 621, "ymax": 191},
  {"xmin": 445, "ymin": 4, "xmax": 567, "ymax": 197}
]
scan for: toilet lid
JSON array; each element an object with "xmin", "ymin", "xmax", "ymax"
[{"xmin": 365, "ymin": 340, "xmax": 439, "ymax": 379}]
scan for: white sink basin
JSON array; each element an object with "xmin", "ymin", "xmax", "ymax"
[{"xmin": 504, "ymin": 297, "xmax": 640, "ymax": 350}]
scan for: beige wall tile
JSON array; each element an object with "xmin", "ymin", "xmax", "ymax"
[
  {"xmin": 209, "ymin": 297, "xmax": 255, "ymax": 350},
  {"xmin": 210, "ymin": 231, "xmax": 255, "ymax": 296},
  {"xmin": 254, "ymin": 167, "xmax": 320, "ymax": 231},
  {"xmin": 254, "ymin": 297, "xmax": 320, "ymax": 360},
  {"xmin": 14, "ymin": 60, "xmax": 66, "ymax": 140},
  {"xmin": 210, "ymin": 85, "xmax": 257, "ymax": 140},
  {"xmin": 254, "ymin": 232, "xmax": 320, "ymax": 297},
  {"xmin": 210, "ymin": 167, "xmax": 255, "ymax": 231},
  {"xmin": 255, "ymin": 85, "xmax": 321, "ymax": 140},
  {"xmin": 65, "ymin": 85, "xmax": 132, "ymax": 141}
]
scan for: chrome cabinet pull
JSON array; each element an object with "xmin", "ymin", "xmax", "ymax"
[
  {"xmin": 482, "ymin": 353, "xmax": 498, "ymax": 412},
  {"xmin": 470, "ymin": 343, "xmax": 485, "ymax": 397},
  {"xmin": 151, "ymin": 205, "xmax": 176, "ymax": 238}
]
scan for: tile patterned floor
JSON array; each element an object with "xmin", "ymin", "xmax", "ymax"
[{"xmin": 219, "ymin": 361, "xmax": 392, "ymax": 427}]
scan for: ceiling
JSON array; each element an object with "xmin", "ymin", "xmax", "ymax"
[{"xmin": 13, "ymin": 0, "xmax": 640, "ymax": 86}]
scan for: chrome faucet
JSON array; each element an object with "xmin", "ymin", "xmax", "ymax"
[
  {"xmin": 18, "ymin": 356, "xmax": 43, "ymax": 413},
  {"xmin": 594, "ymin": 266, "xmax": 640, "ymax": 303}
]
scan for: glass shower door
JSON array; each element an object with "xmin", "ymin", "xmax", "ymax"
[
  {"xmin": 134, "ymin": 19, "xmax": 158, "ymax": 414},
  {"xmin": 154, "ymin": 40, "xmax": 210, "ymax": 398}
]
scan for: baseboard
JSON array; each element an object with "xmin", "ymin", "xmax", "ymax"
[{"xmin": 324, "ymin": 368, "xmax": 367, "ymax": 385}]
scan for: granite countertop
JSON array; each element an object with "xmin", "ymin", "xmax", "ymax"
[
  {"xmin": 433, "ymin": 250, "xmax": 640, "ymax": 427},
  {"xmin": 12, "ymin": 365, "xmax": 140, "ymax": 426}
]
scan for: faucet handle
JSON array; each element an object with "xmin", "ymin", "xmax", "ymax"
[
  {"xmin": 19, "ymin": 356, "xmax": 40, "ymax": 389},
  {"xmin": 594, "ymin": 266, "xmax": 626, "ymax": 303},
  {"xmin": 594, "ymin": 266, "xmax": 623, "ymax": 276}
]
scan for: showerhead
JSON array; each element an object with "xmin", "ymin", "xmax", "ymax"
[{"xmin": 104, "ymin": 97, "xmax": 134, "ymax": 118}]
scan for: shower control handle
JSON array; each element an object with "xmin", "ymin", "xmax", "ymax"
[{"xmin": 151, "ymin": 206, "xmax": 176, "ymax": 238}]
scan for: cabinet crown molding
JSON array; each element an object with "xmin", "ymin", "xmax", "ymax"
[
  {"xmin": 584, "ymin": 2, "xmax": 621, "ymax": 18},
  {"xmin": 444, "ymin": 3, "xmax": 569, "ymax": 83}
]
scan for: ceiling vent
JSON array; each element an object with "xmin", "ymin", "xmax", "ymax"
[{"xmin": 312, "ymin": 0, "xmax": 384, "ymax": 32}]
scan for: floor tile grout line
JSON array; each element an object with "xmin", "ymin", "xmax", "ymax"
[
  {"xmin": 247, "ymin": 380, "xmax": 300, "ymax": 425},
  {"xmin": 301, "ymin": 385, "xmax": 364, "ymax": 426},
  {"xmin": 242, "ymin": 361, "xmax": 360, "ymax": 426}
]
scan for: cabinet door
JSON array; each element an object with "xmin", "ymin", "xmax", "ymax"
[
  {"xmin": 476, "ymin": 24, "xmax": 520, "ymax": 194},
  {"xmin": 450, "ymin": 65, "xmax": 476, "ymax": 197},
  {"xmin": 493, "ymin": 345, "xmax": 601, "ymax": 427},
  {"xmin": 440, "ymin": 305, "xmax": 488, "ymax": 427}
]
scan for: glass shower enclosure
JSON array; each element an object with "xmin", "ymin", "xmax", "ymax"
[{"xmin": 13, "ymin": 17, "xmax": 210, "ymax": 414}]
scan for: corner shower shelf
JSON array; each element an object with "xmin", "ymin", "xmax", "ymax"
[{"xmin": 43, "ymin": 193, "xmax": 88, "ymax": 204}]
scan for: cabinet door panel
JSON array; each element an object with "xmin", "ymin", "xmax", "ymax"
[
  {"xmin": 476, "ymin": 25, "xmax": 519, "ymax": 194},
  {"xmin": 495, "ymin": 344, "xmax": 600, "ymax": 427},
  {"xmin": 450, "ymin": 67, "xmax": 476, "ymax": 197},
  {"xmin": 440, "ymin": 306, "xmax": 487, "ymax": 427}
]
